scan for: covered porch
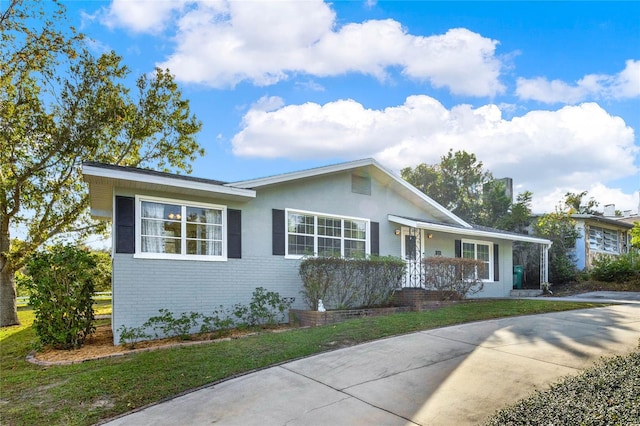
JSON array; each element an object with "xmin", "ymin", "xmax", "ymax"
[{"xmin": 388, "ymin": 215, "xmax": 552, "ymax": 297}]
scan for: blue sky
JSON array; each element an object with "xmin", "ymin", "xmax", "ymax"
[{"xmin": 69, "ymin": 0, "xmax": 639, "ymax": 214}]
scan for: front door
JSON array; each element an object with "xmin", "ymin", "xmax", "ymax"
[{"xmin": 401, "ymin": 227, "xmax": 423, "ymax": 287}]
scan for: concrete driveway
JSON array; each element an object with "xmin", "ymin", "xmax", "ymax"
[{"xmin": 103, "ymin": 297, "xmax": 640, "ymax": 426}]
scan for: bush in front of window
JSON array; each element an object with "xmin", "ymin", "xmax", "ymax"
[
  {"xmin": 422, "ymin": 257, "xmax": 485, "ymax": 299},
  {"xmin": 299, "ymin": 256, "xmax": 405, "ymax": 310},
  {"xmin": 590, "ymin": 253, "xmax": 638, "ymax": 283}
]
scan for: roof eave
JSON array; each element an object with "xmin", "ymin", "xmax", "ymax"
[
  {"xmin": 388, "ymin": 214, "xmax": 552, "ymax": 245},
  {"xmin": 82, "ymin": 164, "xmax": 256, "ymax": 200}
]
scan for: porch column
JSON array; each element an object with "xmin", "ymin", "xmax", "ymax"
[{"xmin": 539, "ymin": 244, "xmax": 549, "ymax": 286}]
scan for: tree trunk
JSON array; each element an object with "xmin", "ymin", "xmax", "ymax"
[
  {"xmin": 1, "ymin": 214, "xmax": 20, "ymax": 327},
  {"xmin": 0, "ymin": 266, "xmax": 20, "ymax": 327}
]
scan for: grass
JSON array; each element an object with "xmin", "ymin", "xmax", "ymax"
[{"xmin": 1, "ymin": 299, "xmax": 607, "ymax": 426}]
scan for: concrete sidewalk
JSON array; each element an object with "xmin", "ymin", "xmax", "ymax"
[{"xmin": 103, "ymin": 302, "xmax": 640, "ymax": 426}]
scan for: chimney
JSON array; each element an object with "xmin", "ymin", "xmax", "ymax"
[{"xmin": 603, "ymin": 204, "xmax": 615, "ymax": 217}]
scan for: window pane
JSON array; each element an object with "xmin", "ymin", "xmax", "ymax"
[
  {"xmin": 344, "ymin": 220, "xmax": 366, "ymax": 239},
  {"xmin": 288, "ymin": 213, "xmax": 314, "ymax": 234},
  {"xmin": 318, "ymin": 237, "xmax": 341, "ymax": 257},
  {"xmin": 318, "ymin": 217, "xmax": 341, "ymax": 237},
  {"xmin": 462, "ymin": 242, "xmax": 475, "ymax": 259},
  {"xmin": 187, "ymin": 223, "xmax": 222, "ymax": 240},
  {"xmin": 288, "ymin": 235, "xmax": 314, "ymax": 255},
  {"xmin": 186, "ymin": 207, "xmax": 222, "ymax": 224},
  {"xmin": 142, "ymin": 236, "xmax": 181, "ymax": 254},
  {"xmin": 187, "ymin": 240, "xmax": 222, "ymax": 256},
  {"xmin": 345, "ymin": 240, "xmax": 366, "ymax": 258},
  {"xmin": 479, "ymin": 262, "xmax": 490, "ymax": 280},
  {"xmin": 477, "ymin": 244, "xmax": 490, "ymax": 262}
]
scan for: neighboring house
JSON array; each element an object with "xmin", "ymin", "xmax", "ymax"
[
  {"xmin": 571, "ymin": 214, "xmax": 634, "ymax": 270},
  {"xmin": 82, "ymin": 159, "xmax": 552, "ymax": 344}
]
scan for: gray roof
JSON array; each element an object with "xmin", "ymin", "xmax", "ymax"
[
  {"xmin": 82, "ymin": 161, "xmax": 228, "ymax": 186},
  {"xmin": 570, "ymin": 214, "xmax": 634, "ymax": 229},
  {"xmin": 394, "ymin": 215, "xmax": 533, "ymax": 238}
]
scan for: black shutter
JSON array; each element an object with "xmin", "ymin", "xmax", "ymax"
[
  {"xmin": 493, "ymin": 244, "xmax": 499, "ymax": 281},
  {"xmin": 227, "ymin": 209, "xmax": 242, "ymax": 259},
  {"xmin": 454, "ymin": 239, "xmax": 461, "ymax": 258},
  {"xmin": 115, "ymin": 196, "xmax": 135, "ymax": 254},
  {"xmin": 370, "ymin": 222, "xmax": 379, "ymax": 256},
  {"xmin": 272, "ymin": 209, "xmax": 285, "ymax": 256}
]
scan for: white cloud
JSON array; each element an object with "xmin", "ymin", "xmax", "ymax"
[
  {"xmin": 102, "ymin": 0, "xmax": 505, "ymax": 96},
  {"xmin": 101, "ymin": 0, "xmax": 188, "ymax": 34},
  {"xmin": 517, "ymin": 60, "xmax": 640, "ymax": 103},
  {"xmin": 232, "ymin": 97, "xmax": 638, "ymax": 212}
]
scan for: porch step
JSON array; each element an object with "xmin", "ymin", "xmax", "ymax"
[{"xmin": 510, "ymin": 289, "xmax": 543, "ymax": 297}]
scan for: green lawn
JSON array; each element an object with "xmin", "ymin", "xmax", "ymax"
[{"xmin": 0, "ymin": 299, "xmax": 605, "ymax": 426}]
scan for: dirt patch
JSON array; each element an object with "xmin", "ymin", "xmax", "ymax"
[{"xmin": 30, "ymin": 323, "xmax": 291, "ymax": 365}]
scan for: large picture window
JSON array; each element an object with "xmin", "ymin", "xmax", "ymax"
[
  {"xmin": 588, "ymin": 226, "xmax": 619, "ymax": 254},
  {"xmin": 136, "ymin": 196, "xmax": 226, "ymax": 260},
  {"xmin": 462, "ymin": 240, "xmax": 492, "ymax": 280},
  {"xmin": 286, "ymin": 209, "xmax": 369, "ymax": 258}
]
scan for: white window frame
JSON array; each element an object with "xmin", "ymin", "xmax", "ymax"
[
  {"xmin": 461, "ymin": 239, "xmax": 493, "ymax": 282},
  {"xmin": 285, "ymin": 208, "xmax": 370, "ymax": 259},
  {"xmin": 135, "ymin": 195, "xmax": 227, "ymax": 261}
]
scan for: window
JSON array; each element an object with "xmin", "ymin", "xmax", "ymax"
[
  {"xmin": 462, "ymin": 240, "xmax": 491, "ymax": 280},
  {"xmin": 286, "ymin": 209, "xmax": 369, "ymax": 258},
  {"xmin": 589, "ymin": 226, "xmax": 619, "ymax": 254},
  {"xmin": 136, "ymin": 196, "xmax": 226, "ymax": 260}
]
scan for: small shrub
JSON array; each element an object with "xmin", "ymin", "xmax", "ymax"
[
  {"xmin": 118, "ymin": 325, "xmax": 151, "ymax": 349},
  {"xmin": 26, "ymin": 244, "xmax": 97, "ymax": 349},
  {"xmin": 422, "ymin": 257, "xmax": 485, "ymax": 299},
  {"xmin": 590, "ymin": 253, "xmax": 636, "ymax": 283},
  {"xmin": 199, "ymin": 306, "xmax": 236, "ymax": 335},
  {"xmin": 247, "ymin": 287, "xmax": 294, "ymax": 326},
  {"xmin": 145, "ymin": 309, "xmax": 202, "ymax": 340}
]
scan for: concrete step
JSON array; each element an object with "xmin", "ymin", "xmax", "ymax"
[{"xmin": 510, "ymin": 289, "xmax": 543, "ymax": 297}]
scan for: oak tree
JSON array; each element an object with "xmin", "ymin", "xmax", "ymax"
[{"xmin": 0, "ymin": 0, "xmax": 203, "ymax": 326}]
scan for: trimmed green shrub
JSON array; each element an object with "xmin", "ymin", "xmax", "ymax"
[
  {"xmin": 422, "ymin": 257, "xmax": 485, "ymax": 299},
  {"xmin": 26, "ymin": 244, "xmax": 97, "ymax": 349},
  {"xmin": 299, "ymin": 256, "xmax": 405, "ymax": 310}
]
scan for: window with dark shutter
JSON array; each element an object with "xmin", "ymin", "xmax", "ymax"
[
  {"xmin": 227, "ymin": 209, "xmax": 242, "ymax": 259},
  {"xmin": 493, "ymin": 244, "xmax": 499, "ymax": 281},
  {"xmin": 454, "ymin": 239, "xmax": 461, "ymax": 258},
  {"xmin": 370, "ymin": 222, "xmax": 380, "ymax": 256},
  {"xmin": 115, "ymin": 196, "xmax": 135, "ymax": 253},
  {"xmin": 272, "ymin": 209, "xmax": 285, "ymax": 255}
]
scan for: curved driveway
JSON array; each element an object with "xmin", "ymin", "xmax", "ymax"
[{"xmin": 103, "ymin": 295, "xmax": 640, "ymax": 426}]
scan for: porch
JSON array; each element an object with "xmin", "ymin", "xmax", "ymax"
[{"xmin": 388, "ymin": 215, "xmax": 552, "ymax": 297}]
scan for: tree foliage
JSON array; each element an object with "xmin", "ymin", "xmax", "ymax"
[
  {"xmin": 534, "ymin": 211, "xmax": 580, "ymax": 284},
  {"xmin": 0, "ymin": 0, "xmax": 203, "ymax": 326},
  {"xmin": 631, "ymin": 222, "xmax": 640, "ymax": 249},
  {"xmin": 401, "ymin": 149, "xmax": 530, "ymax": 229},
  {"xmin": 401, "ymin": 150, "xmax": 493, "ymax": 223},
  {"xmin": 563, "ymin": 191, "xmax": 599, "ymax": 215}
]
